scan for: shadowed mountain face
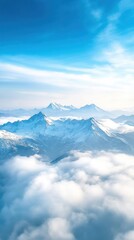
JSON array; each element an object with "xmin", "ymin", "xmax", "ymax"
[{"xmin": 0, "ymin": 112, "xmax": 133, "ymax": 161}]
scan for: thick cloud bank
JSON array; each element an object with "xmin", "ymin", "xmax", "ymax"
[{"xmin": 0, "ymin": 151, "xmax": 134, "ymax": 240}]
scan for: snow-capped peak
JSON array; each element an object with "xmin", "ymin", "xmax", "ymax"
[
  {"xmin": 46, "ymin": 103, "xmax": 76, "ymax": 111},
  {"xmin": 29, "ymin": 111, "xmax": 46, "ymax": 121},
  {"xmin": 0, "ymin": 112, "xmax": 52, "ymax": 137},
  {"xmin": 46, "ymin": 103, "xmax": 61, "ymax": 110}
]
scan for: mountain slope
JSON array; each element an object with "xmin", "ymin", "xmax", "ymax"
[
  {"xmin": 0, "ymin": 112, "xmax": 50, "ymax": 137},
  {"xmin": 114, "ymin": 115, "xmax": 134, "ymax": 126},
  {"xmin": 0, "ymin": 112, "xmax": 133, "ymax": 161},
  {"xmin": 0, "ymin": 130, "xmax": 44, "ymax": 161},
  {"xmin": 78, "ymin": 104, "xmax": 109, "ymax": 117}
]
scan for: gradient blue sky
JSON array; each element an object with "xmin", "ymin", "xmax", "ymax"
[{"xmin": 0, "ymin": 0, "xmax": 134, "ymax": 109}]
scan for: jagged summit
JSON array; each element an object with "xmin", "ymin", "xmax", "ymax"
[
  {"xmin": 0, "ymin": 111, "xmax": 50, "ymax": 137},
  {"xmin": 46, "ymin": 103, "xmax": 61, "ymax": 110},
  {"xmin": 46, "ymin": 102, "xmax": 76, "ymax": 111},
  {"xmin": 29, "ymin": 111, "xmax": 46, "ymax": 121}
]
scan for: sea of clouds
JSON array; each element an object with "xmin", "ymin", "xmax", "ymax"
[{"xmin": 0, "ymin": 151, "xmax": 134, "ymax": 240}]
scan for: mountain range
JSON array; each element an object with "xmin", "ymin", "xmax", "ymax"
[
  {"xmin": 0, "ymin": 112, "xmax": 133, "ymax": 161},
  {"xmin": 0, "ymin": 103, "xmax": 113, "ymax": 118}
]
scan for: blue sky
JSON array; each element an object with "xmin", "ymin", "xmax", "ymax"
[{"xmin": 0, "ymin": 0, "xmax": 134, "ymax": 109}]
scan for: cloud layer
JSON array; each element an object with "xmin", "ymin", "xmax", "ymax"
[{"xmin": 0, "ymin": 151, "xmax": 134, "ymax": 240}]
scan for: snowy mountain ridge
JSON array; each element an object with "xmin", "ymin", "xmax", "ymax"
[
  {"xmin": 0, "ymin": 103, "xmax": 111, "ymax": 118},
  {"xmin": 0, "ymin": 112, "xmax": 110, "ymax": 139},
  {"xmin": 0, "ymin": 112, "xmax": 134, "ymax": 161}
]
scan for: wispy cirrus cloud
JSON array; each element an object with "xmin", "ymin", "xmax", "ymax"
[{"xmin": 0, "ymin": 41, "xmax": 134, "ymax": 110}]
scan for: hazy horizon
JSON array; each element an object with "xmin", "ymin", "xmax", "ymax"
[{"xmin": 0, "ymin": 101, "xmax": 134, "ymax": 112}]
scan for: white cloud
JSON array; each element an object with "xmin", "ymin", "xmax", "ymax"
[
  {"xmin": 115, "ymin": 231, "xmax": 134, "ymax": 240},
  {"xmin": 0, "ymin": 151, "xmax": 134, "ymax": 239},
  {"xmin": 0, "ymin": 48, "xmax": 134, "ymax": 110},
  {"xmin": 0, "ymin": 116, "xmax": 29, "ymax": 125},
  {"xmin": 0, "ymin": 62, "xmax": 86, "ymax": 88},
  {"xmin": 47, "ymin": 218, "xmax": 75, "ymax": 240}
]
